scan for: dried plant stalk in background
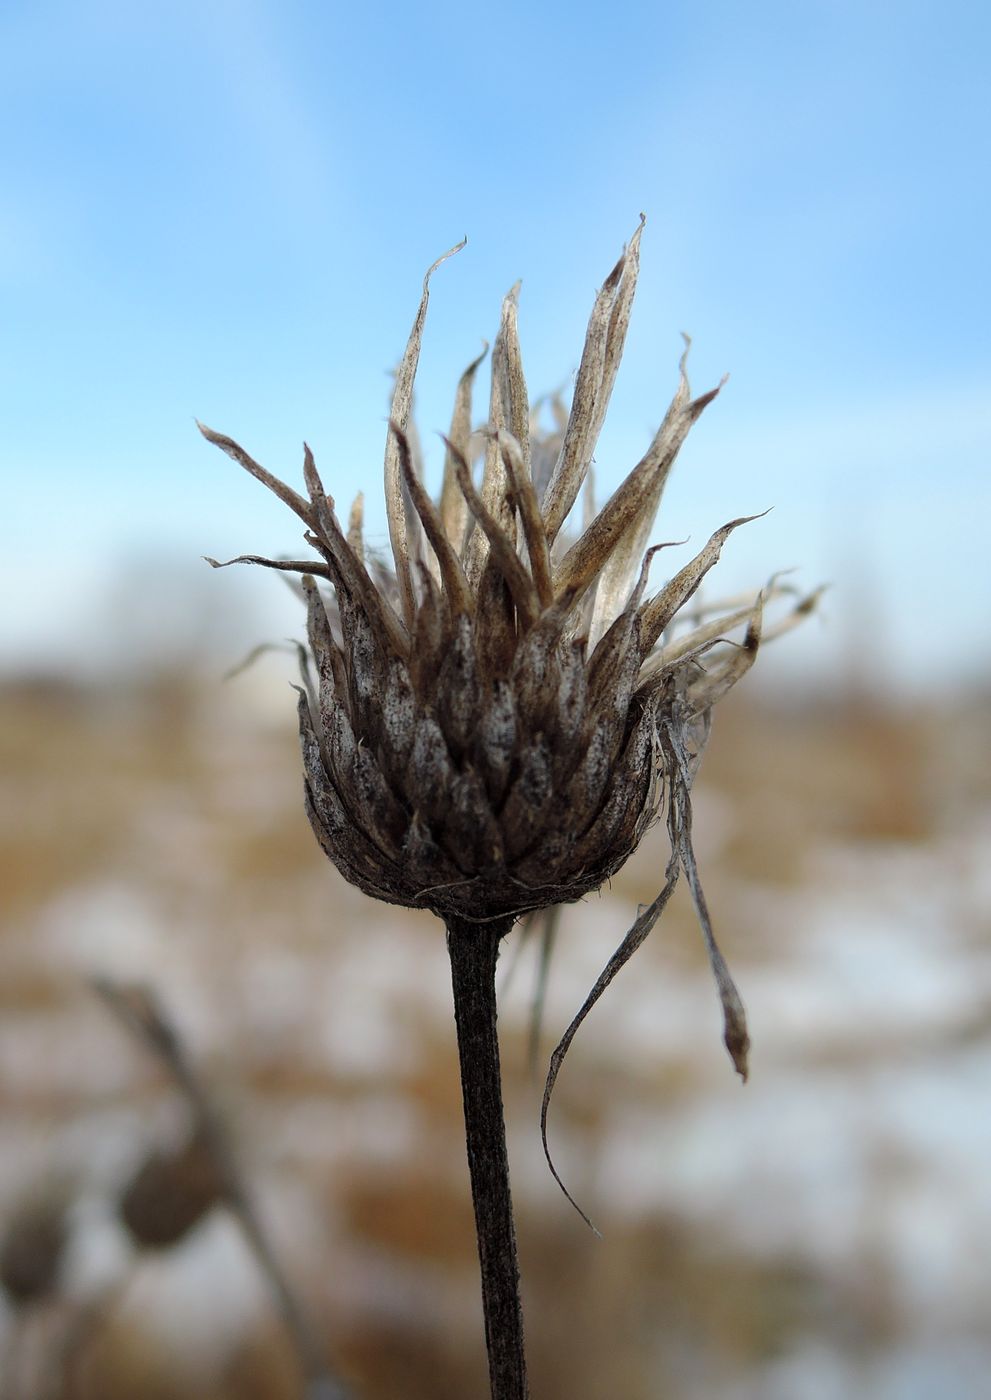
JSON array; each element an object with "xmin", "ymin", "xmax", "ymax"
[{"xmin": 200, "ymin": 219, "xmax": 816, "ymax": 1400}]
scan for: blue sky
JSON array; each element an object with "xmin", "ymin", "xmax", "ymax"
[{"xmin": 2, "ymin": 0, "xmax": 988, "ymax": 693}]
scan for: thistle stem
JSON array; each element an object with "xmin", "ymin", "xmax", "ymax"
[{"xmin": 446, "ymin": 916, "xmax": 528, "ymax": 1400}]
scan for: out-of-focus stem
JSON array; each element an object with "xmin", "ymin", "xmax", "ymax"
[
  {"xmin": 93, "ymin": 979, "xmax": 349, "ymax": 1400},
  {"xmin": 446, "ymin": 916, "xmax": 528, "ymax": 1400}
]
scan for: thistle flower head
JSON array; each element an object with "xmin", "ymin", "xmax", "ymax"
[{"xmin": 200, "ymin": 222, "xmax": 815, "ymax": 941}]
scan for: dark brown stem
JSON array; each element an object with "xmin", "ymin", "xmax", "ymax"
[{"xmin": 446, "ymin": 915, "xmax": 528, "ymax": 1400}]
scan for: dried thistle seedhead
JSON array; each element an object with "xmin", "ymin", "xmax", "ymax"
[
  {"xmin": 200, "ymin": 221, "xmax": 815, "ymax": 939},
  {"xmin": 0, "ymin": 1189, "xmax": 70, "ymax": 1308},
  {"xmin": 119, "ymin": 1133, "xmax": 224, "ymax": 1250}
]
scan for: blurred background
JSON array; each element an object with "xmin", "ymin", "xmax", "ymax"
[{"xmin": 1, "ymin": 1, "xmax": 989, "ymax": 1397}]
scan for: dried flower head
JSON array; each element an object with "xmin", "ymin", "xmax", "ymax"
[
  {"xmin": 200, "ymin": 221, "xmax": 816, "ymax": 1078},
  {"xmin": 119, "ymin": 1133, "xmax": 224, "ymax": 1250},
  {"xmin": 0, "ymin": 1189, "xmax": 69, "ymax": 1308}
]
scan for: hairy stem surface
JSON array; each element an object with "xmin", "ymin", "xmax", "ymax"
[{"xmin": 446, "ymin": 916, "xmax": 528, "ymax": 1400}]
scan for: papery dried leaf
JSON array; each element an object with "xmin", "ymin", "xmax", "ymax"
[
  {"xmin": 551, "ymin": 641, "xmax": 588, "ymax": 755},
  {"xmin": 587, "ymin": 218, "xmax": 644, "ymax": 462},
  {"xmin": 564, "ymin": 716, "xmax": 612, "ymax": 821},
  {"xmin": 570, "ymin": 716, "xmax": 652, "ymax": 868}
]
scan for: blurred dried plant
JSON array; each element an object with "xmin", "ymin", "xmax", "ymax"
[
  {"xmin": 199, "ymin": 219, "xmax": 815, "ymax": 1400},
  {"xmin": 0, "ymin": 1189, "xmax": 69, "ymax": 1311},
  {"xmin": 94, "ymin": 979, "xmax": 349, "ymax": 1400},
  {"xmin": 117, "ymin": 1133, "xmax": 224, "ymax": 1252}
]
